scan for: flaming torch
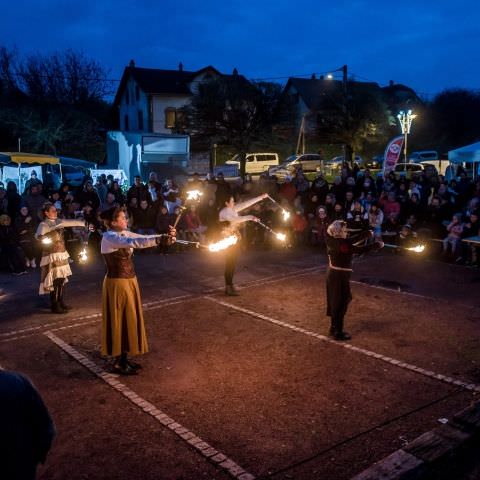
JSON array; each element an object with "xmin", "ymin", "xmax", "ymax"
[
  {"xmin": 78, "ymin": 246, "xmax": 88, "ymax": 263},
  {"xmin": 186, "ymin": 190, "xmax": 203, "ymax": 201},
  {"xmin": 256, "ymin": 221, "xmax": 287, "ymax": 243},
  {"xmin": 383, "ymin": 243, "xmax": 426, "ymax": 253},
  {"xmin": 41, "ymin": 237, "xmax": 52, "ymax": 245},
  {"xmin": 208, "ymin": 235, "xmax": 239, "ymax": 252},
  {"xmin": 267, "ymin": 195, "xmax": 291, "ymax": 222}
]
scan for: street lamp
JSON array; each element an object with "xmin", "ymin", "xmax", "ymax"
[{"xmin": 397, "ymin": 110, "xmax": 417, "ymax": 162}]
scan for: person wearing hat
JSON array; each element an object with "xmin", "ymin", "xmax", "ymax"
[
  {"xmin": 326, "ymin": 220, "xmax": 384, "ymax": 340},
  {"xmin": 35, "ymin": 202, "xmax": 87, "ymax": 313},
  {"xmin": 100, "ymin": 206, "xmax": 176, "ymax": 375}
]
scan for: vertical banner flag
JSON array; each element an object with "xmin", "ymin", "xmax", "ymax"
[{"xmin": 382, "ymin": 136, "xmax": 404, "ymax": 176}]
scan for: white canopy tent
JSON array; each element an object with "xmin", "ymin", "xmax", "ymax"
[{"xmin": 448, "ymin": 141, "xmax": 480, "ymax": 179}]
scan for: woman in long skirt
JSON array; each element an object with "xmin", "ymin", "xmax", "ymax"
[{"xmin": 100, "ymin": 206, "xmax": 175, "ymax": 375}]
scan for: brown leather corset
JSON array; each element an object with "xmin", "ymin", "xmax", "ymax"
[
  {"xmin": 103, "ymin": 249, "xmax": 136, "ymax": 278},
  {"xmin": 43, "ymin": 228, "xmax": 66, "ymax": 254}
]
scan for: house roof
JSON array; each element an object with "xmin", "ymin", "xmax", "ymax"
[
  {"xmin": 113, "ymin": 65, "xmax": 245, "ymax": 106},
  {"xmin": 285, "ymin": 77, "xmax": 381, "ymax": 111}
]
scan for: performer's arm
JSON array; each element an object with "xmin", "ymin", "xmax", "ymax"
[
  {"xmin": 220, "ymin": 208, "xmax": 258, "ymax": 227},
  {"xmin": 102, "ymin": 231, "xmax": 161, "ymax": 250},
  {"xmin": 234, "ymin": 193, "xmax": 268, "ymax": 213}
]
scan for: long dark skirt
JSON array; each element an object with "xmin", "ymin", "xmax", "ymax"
[{"xmin": 326, "ymin": 268, "xmax": 352, "ymax": 331}]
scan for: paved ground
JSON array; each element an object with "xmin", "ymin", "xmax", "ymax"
[{"xmin": 1, "ymin": 246, "xmax": 479, "ymax": 479}]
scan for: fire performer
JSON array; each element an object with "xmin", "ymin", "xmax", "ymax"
[
  {"xmin": 219, "ymin": 193, "xmax": 269, "ymax": 295},
  {"xmin": 326, "ymin": 220, "xmax": 384, "ymax": 340},
  {"xmin": 35, "ymin": 202, "xmax": 87, "ymax": 314},
  {"xmin": 100, "ymin": 206, "xmax": 175, "ymax": 375}
]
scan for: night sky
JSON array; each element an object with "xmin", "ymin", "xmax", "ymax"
[{"xmin": 2, "ymin": 0, "xmax": 479, "ymax": 98}]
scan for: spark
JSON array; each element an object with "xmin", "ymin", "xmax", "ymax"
[
  {"xmin": 42, "ymin": 237, "xmax": 52, "ymax": 245},
  {"xmin": 208, "ymin": 235, "xmax": 238, "ymax": 252},
  {"xmin": 275, "ymin": 232, "xmax": 287, "ymax": 242}
]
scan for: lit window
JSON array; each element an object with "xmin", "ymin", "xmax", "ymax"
[{"xmin": 165, "ymin": 108, "xmax": 176, "ymax": 129}]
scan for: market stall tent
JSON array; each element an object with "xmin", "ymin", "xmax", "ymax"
[
  {"xmin": 0, "ymin": 152, "xmax": 59, "ymax": 165},
  {"xmin": 448, "ymin": 142, "xmax": 480, "ymax": 163}
]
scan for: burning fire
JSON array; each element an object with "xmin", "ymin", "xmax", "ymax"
[
  {"xmin": 208, "ymin": 235, "xmax": 238, "ymax": 252},
  {"xmin": 407, "ymin": 244, "xmax": 425, "ymax": 253},
  {"xmin": 282, "ymin": 210, "xmax": 290, "ymax": 222},
  {"xmin": 186, "ymin": 190, "xmax": 203, "ymax": 201},
  {"xmin": 275, "ymin": 232, "xmax": 287, "ymax": 242},
  {"xmin": 78, "ymin": 248, "xmax": 88, "ymax": 263},
  {"xmin": 42, "ymin": 237, "xmax": 52, "ymax": 245}
]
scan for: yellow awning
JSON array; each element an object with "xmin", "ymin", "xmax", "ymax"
[{"xmin": 0, "ymin": 152, "xmax": 60, "ymax": 165}]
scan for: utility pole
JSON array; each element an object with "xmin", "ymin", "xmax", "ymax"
[
  {"xmin": 296, "ymin": 114, "xmax": 306, "ymax": 154},
  {"xmin": 342, "ymin": 64, "xmax": 353, "ymax": 168}
]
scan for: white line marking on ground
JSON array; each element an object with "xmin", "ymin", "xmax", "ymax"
[
  {"xmin": 204, "ymin": 297, "xmax": 480, "ymax": 394},
  {"xmin": 0, "ymin": 267, "xmax": 323, "ymax": 340},
  {"xmin": 44, "ymin": 331, "xmax": 255, "ymax": 480}
]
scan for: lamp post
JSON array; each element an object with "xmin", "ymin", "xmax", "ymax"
[{"xmin": 397, "ymin": 110, "xmax": 417, "ymax": 162}]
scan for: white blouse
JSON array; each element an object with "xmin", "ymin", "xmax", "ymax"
[{"xmin": 101, "ymin": 230, "xmax": 162, "ymax": 254}]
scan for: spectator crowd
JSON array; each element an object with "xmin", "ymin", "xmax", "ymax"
[{"xmin": 1, "ymin": 163, "xmax": 479, "ymax": 276}]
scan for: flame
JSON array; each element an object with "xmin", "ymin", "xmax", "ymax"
[
  {"xmin": 208, "ymin": 235, "xmax": 238, "ymax": 252},
  {"xmin": 186, "ymin": 190, "xmax": 203, "ymax": 201},
  {"xmin": 42, "ymin": 237, "xmax": 52, "ymax": 245},
  {"xmin": 78, "ymin": 248, "xmax": 88, "ymax": 263},
  {"xmin": 407, "ymin": 244, "xmax": 425, "ymax": 253},
  {"xmin": 275, "ymin": 232, "xmax": 287, "ymax": 242},
  {"xmin": 282, "ymin": 210, "xmax": 290, "ymax": 222}
]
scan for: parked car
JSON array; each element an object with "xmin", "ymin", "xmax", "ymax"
[
  {"xmin": 225, "ymin": 152, "xmax": 279, "ymax": 174},
  {"xmin": 408, "ymin": 150, "xmax": 439, "ymax": 162},
  {"xmin": 392, "ymin": 162, "xmax": 438, "ymax": 180},
  {"xmin": 325, "ymin": 155, "xmax": 363, "ymax": 168},
  {"xmin": 269, "ymin": 153, "xmax": 323, "ymax": 177},
  {"xmin": 364, "ymin": 155, "xmax": 383, "ymax": 169}
]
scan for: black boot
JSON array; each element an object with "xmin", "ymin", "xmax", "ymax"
[
  {"xmin": 50, "ymin": 288, "xmax": 66, "ymax": 314},
  {"xmin": 57, "ymin": 281, "xmax": 72, "ymax": 311},
  {"xmin": 329, "ymin": 317, "xmax": 351, "ymax": 341},
  {"xmin": 113, "ymin": 353, "xmax": 137, "ymax": 375}
]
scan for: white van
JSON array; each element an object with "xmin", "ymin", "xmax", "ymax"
[
  {"xmin": 409, "ymin": 151, "xmax": 439, "ymax": 162},
  {"xmin": 225, "ymin": 153, "xmax": 279, "ymax": 174}
]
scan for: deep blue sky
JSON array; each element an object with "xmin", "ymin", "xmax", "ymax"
[{"xmin": 2, "ymin": 0, "xmax": 479, "ymax": 98}]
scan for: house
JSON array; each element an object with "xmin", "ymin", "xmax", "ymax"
[
  {"xmin": 108, "ymin": 61, "xmax": 245, "ymax": 180},
  {"xmin": 284, "ymin": 76, "xmax": 383, "ymax": 132},
  {"xmin": 284, "ymin": 76, "xmax": 421, "ymax": 129}
]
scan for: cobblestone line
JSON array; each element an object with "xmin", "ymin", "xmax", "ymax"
[
  {"xmin": 44, "ymin": 331, "xmax": 255, "ymax": 480},
  {"xmin": 205, "ymin": 297, "xmax": 480, "ymax": 394}
]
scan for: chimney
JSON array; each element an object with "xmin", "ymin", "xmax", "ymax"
[
  {"xmin": 129, "ymin": 59, "xmax": 135, "ymax": 68},
  {"xmin": 311, "ymin": 73, "xmax": 316, "ymax": 79},
  {"xmin": 179, "ymin": 62, "xmax": 183, "ymax": 72},
  {"xmin": 232, "ymin": 67, "xmax": 238, "ymax": 76}
]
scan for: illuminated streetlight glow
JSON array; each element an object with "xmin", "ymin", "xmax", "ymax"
[
  {"xmin": 397, "ymin": 109, "xmax": 417, "ymax": 162},
  {"xmin": 326, "ymin": 73, "xmax": 333, "ymax": 80}
]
